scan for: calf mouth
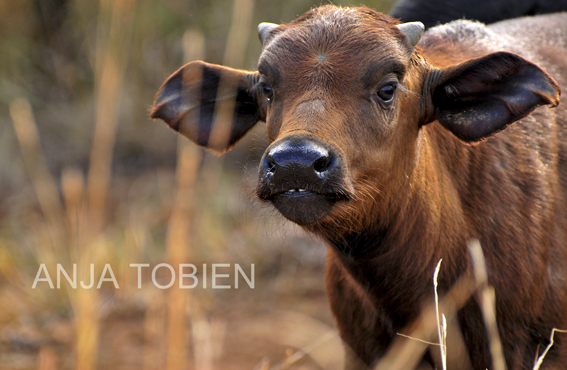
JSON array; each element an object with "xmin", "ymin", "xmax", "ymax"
[{"xmin": 256, "ymin": 185, "xmax": 352, "ymax": 225}]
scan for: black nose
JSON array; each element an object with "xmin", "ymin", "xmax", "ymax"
[
  {"xmin": 257, "ymin": 137, "xmax": 351, "ymax": 224},
  {"xmin": 263, "ymin": 139, "xmax": 336, "ymax": 185}
]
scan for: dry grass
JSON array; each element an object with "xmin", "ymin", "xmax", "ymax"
[
  {"xmin": 5, "ymin": 90, "xmax": 340, "ymax": 370},
  {"xmin": 3, "ymin": 0, "xmax": 564, "ymax": 369},
  {"xmin": 2, "ymin": 0, "xmax": 369, "ymax": 368},
  {"xmin": 374, "ymin": 241, "xmax": 566, "ymax": 370}
]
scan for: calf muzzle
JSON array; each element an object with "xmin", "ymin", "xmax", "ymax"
[{"xmin": 256, "ymin": 136, "xmax": 352, "ymax": 225}]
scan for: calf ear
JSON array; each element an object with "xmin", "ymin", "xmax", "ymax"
[
  {"xmin": 151, "ymin": 61, "xmax": 260, "ymax": 153},
  {"xmin": 429, "ymin": 52, "xmax": 560, "ymax": 142}
]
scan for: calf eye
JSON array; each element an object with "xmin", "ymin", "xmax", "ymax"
[
  {"xmin": 261, "ymin": 84, "xmax": 273, "ymax": 102},
  {"xmin": 377, "ymin": 84, "xmax": 396, "ymax": 103}
]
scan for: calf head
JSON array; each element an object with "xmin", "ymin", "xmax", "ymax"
[{"xmin": 151, "ymin": 6, "xmax": 559, "ymax": 231}]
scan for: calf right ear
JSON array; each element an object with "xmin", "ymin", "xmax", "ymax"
[
  {"xmin": 426, "ymin": 52, "xmax": 560, "ymax": 143},
  {"xmin": 151, "ymin": 61, "xmax": 260, "ymax": 153}
]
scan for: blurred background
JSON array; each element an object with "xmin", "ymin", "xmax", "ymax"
[{"xmin": 0, "ymin": 0, "xmax": 396, "ymax": 369}]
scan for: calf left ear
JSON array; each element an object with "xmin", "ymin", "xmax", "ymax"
[
  {"xmin": 151, "ymin": 61, "xmax": 260, "ymax": 153},
  {"xmin": 428, "ymin": 52, "xmax": 560, "ymax": 142}
]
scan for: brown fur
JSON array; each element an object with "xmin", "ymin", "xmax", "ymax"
[{"xmin": 151, "ymin": 6, "xmax": 567, "ymax": 370}]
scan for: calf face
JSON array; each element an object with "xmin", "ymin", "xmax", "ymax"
[{"xmin": 151, "ymin": 6, "xmax": 558, "ymax": 233}]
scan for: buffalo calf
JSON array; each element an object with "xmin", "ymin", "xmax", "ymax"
[{"xmin": 151, "ymin": 6, "xmax": 566, "ymax": 369}]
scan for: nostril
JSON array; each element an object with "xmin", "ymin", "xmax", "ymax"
[
  {"xmin": 267, "ymin": 155, "xmax": 277, "ymax": 174},
  {"xmin": 313, "ymin": 155, "xmax": 332, "ymax": 173}
]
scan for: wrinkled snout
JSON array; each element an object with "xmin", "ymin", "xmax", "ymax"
[{"xmin": 257, "ymin": 136, "xmax": 353, "ymax": 225}]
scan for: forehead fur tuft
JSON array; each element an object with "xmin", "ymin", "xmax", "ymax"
[{"xmin": 263, "ymin": 6, "xmax": 404, "ymax": 48}]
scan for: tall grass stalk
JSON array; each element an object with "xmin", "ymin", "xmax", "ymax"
[
  {"xmin": 468, "ymin": 239, "xmax": 507, "ymax": 370},
  {"xmin": 87, "ymin": 0, "xmax": 137, "ymax": 230},
  {"xmin": 375, "ymin": 262, "xmax": 478, "ymax": 370},
  {"xmin": 533, "ymin": 328, "xmax": 567, "ymax": 369},
  {"xmin": 199, "ymin": 0, "xmax": 256, "ymax": 202},
  {"xmin": 9, "ymin": 99, "xmax": 64, "ymax": 231},
  {"xmin": 433, "ymin": 260, "xmax": 447, "ymax": 370},
  {"xmin": 165, "ymin": 143, "xmax": 200, "ymax": 370},
  {"xmin": 37, "ymin": 346, "xmax": 58, "ymax": 370}
]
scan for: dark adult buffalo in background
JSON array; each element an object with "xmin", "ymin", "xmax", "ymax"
[{"xmin": 390, "ymin": 0, "xmax": 567, "ymax": 27}]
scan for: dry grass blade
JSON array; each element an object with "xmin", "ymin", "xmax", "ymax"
[
  {"xmin": 468, "ymin": 239, "xmax": 507, "ymax": 370},
  {"xmin": 375, "ymin": 264, "xmax": 477, "ymax": 370},
  {"xmin": 142, "ymin": 289, "xmax": 167, "ymax": 370},
  {"xmin": 533, "ymin": 328, "xmax": 567, "ymax": 370},
  {"xmin": 433, "ymin": 259, "xmax": 448, "ymax": 370},
  {"xmin": 73, "ymin": 283, "xmax": 100, "ymax": 370},
  {"xmin": 37, "ymin": 346, "xmax": 58, "ymax": 370},
  {"xmin": 61, "ymin": 167, "xmax": 86, "ymax": 244},
  {"xmin": 9, "ymin": 98, "xmax": 64, "ymax": 229},
  {"xmin": 183, "ymin": 29, "xmax": 205, "ymax": 64},
  {"xmin": 223, "ymin": 0, "xmax": 255, "ymax": 68},
  {"xmin": 200, "ymin": 0, "xmax": 256, "ymax": 193},
  {"xmin": 87, "ymin": 0, "xmax": 137, "ymax": 230},
  {"xmin": 254, "ymin": 358, "xmax": 270, "ymax": 370},
  {"xmin": 268, "ymin": 330, "xmax": 339, "ymax": 370},
  {"xmin": 192, "ymin": 317, "xmax": 214, "ymax": 370},
  {"xmin": 165, "ymin": 143, "xmax": 200, "ymax": 370},
  {"xmin": 246, "ymin": 311, "xmax": 344, "ymax": 370}
]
